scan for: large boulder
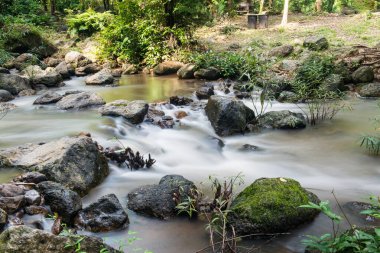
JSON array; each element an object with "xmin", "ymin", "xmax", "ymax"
[
  {"xmin": 352, "ymin": 66, "xmax": 375, "ymax": 84},
  {"xmin": 177, "ymin": 64, "xmax": 196, "ymax": 79},
  {"xmin": 229, "ymin": 178, "xmax": 320, "ymax": 235},
  {"xmin": 12, "ymin": 53, "xmax": 44, "ymax": 71},
  {"xmin": 205, "ymin": 95, "xmax": 255, "ymax": 136},
  {"xmin": 0, "ymin": 226, "xmax": 120, "ymax": 253},
  {"xmin": 358, "ymin": 83, "xmax": 380, "ymax": 97},
  {"xmin": 33, "ymin": 91, "xmax": 63, "ymax": 105},
  {"xmin": 322, "ymin": 74, "xmax": 345, "ymax": 91},
  {"xmin": 194, "ymin": 67, "xmax": 220, "ymax": 80},
  {"xmin": 153, "ymin": 61, "xmax": 184, "ymax": 76},
  {"xmin": 75, "ymin": 194, "xmax": 129, "ymax": 232},
  {"xmin": 37, "ymin": 181, "xmax": 82, "ymax": 224},
  {"xmin": 0, "ymin": 135, "xmax": 109, "ymax": 196},
  {"xmin": 303, "ymin": 36, "xmax": 329, "ymax": 51},
  {"xmin": 0, "ymin": 90, "xmax": 14, "ymax": 102},
  {"xmin": 99, "ymin": 100, "xmax": 149, "ymax": 124},
  {"xmin": 0, "ymin": 73, "xmax": 31, "ymax": 95},
  {"xmin": 127, "ymin": 175, "xmax": 196, "ymax": 219},
  {"xmin": 22, "ymin": 65, "xmax": 62, "ymax": 87},
  {"xmin": 258, "ymin": 110, "xmax": 306, "ymax": 129},
  {"xmin": 56, "ymin": 92, "xmax": 105, "ymax": 110},
  {"xmin": 75, "ymin": 63, "xmax": 102, "ymax": 75},
  {"xmin": 85, "ymin": 69, "xmax": 114, "ymax": 85},
  {"xmin": 55, "ymin": 61, "xmax": 70, "ymax": 79},
  {"xmin": 64, "ymin": 51, "xmax": 92, "ymax": 68},
  {"xmin": 268, "ymin": 45, "xmax": 294, "ymax": 58}
]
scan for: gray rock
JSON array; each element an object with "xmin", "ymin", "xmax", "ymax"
[
  {"xmin": 127, "ymin": 175, "xmax": 196, "ymax": 219},
  {"xmin": 99, "ymin": 100, "xmax": 149, "ymax": 124},
  {"xmin": 75, "ymin": 194, "xmax": 128, "ymax": 232},
  {"xmin": 259, "ymin": 110, "xmax": 306, "ymax": 129},
  {"xmin": 205, "ymin": 95, "xmax": 255, "ymax": 136},
  {"xmin": 322, "ymin": 74, "xmax": 345, "ymax": 91},
  {"xmin": 55, "ymin": 61, "xmax": 70, "ymax": 79},
  {"xmin": 85, "ymin": 69, "xmax": 114, "ymax": 85},
  {"xmin": 12, "ymin": 53, "xmax": 43, "ymax": 71},
  {"xmin": 280, "ymin": 60, "xmax": 300, "ymax": 72},
  {"xmin": 0, "ymin": 68, "xmax": 10, "ymax": 74},
  {"xmin": 277, "ymin": 91, "xmax": 298, "ymax": 103},
  {"xmin": 18, "ymin": 89, "xmax": 36, "ymax": 96},
  {"xmin": 268, "ymin": 45, "xmax": 294, "ymax": 57},
  {"xmin": 154, "ymin": 61, "xmax": 184, "ymax": 76},
  {"xmin": 37, "ymin": 181, "xmax": 82, "ymax": 224},
  {"xmin": 0, "ymin": 73, "xmax": 31, "ymax": 95},
  {"xmin": 169, "ymin": 96, "xmax": 193, "ymax": 106},
  {"xmin": 303, "ymin": 36, "xmax": 329, "ymax": 51},
  {"xmin": 24, "ymin": 190, "xmax": 41, "ymax": 205},
  {"xmin": 0, "ymin": 226, "xmax": 120, "ymax": 253},
  {"xmin": 177, "ymin": 64, "xmax": 196, "ymax": 79},
  {"xmin": 0, "ymin": 184, "xmax": 28, "ymax": 214},
  {"xmin": 196, "ymin": 86, "xmax": 215, "ymax": 99},
  {"xmin": 76, "ymin": 63, "xmax": 102, "ymax": 75},
  {"xmin": 359, "ymin": 83, "xmax": 380, "ymax": 97},
  {"xmin": 33, "ymin": 91, "xmax": 63, "ymax": 105},
  {"xmin": 0, "ymin": 208, "xmax": 7, "ymax": 228},
  {"xmin": 0, "ymin": 135, "xmax": 109, "ymax": 196},
  {"xmin": 111, "ymin": 68, "xmax": 123, "ymax": 77},
  {"xmin": 0, "ymin": 102, "xmax": 17, "ymax": 113},
  {"xmin": 12, "ymin": 172, "xmax": 47, "ymax": 184},
  {"xmin": 0, "ymin": 90, "xmax": 14, "ymax": 102},
  {"xmin": 45, "ymin": 57, "xmax": 61, "ymax": 67},
  {"xmin": 122, "ymin": 64, "xmax": 139, "ymax": 75},
  {"xmin": 194, "ymin": 67, "xmax": 220, "ymax": 80},
  {"xmin": 57, "ymin": 92, "xmax": 105, "ymax": 110},
  {"xmin": 22, "ymin": 65, "xmax": 62, "ymax": 87},
  {"xmin": 352, "ymin": 66, "xmax": 375, "ymax": 84},
  {"xmin": 65, "ymin": 51, "xmax": 92, "ymax": 68}
]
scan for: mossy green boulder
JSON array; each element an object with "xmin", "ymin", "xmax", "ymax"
[{"xmin": 229, "ymin": 178, "xmax": 320, "ymax": 235}]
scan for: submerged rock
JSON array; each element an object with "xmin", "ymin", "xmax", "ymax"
[
  {"xmin": 99, "ymin": 100, "xmax": 149, "ymax": 124},
  {"xmin": 85, "ymin": 69, "xmax": 114, "ymax": 85},
  {"xmin": 169, "ymin": 96, "xmax": 193, "ymax": 106},
  {"xmin": 0, "ymin": 135, "xmax": 109, "ymax": 196},
  {"xmin": 0, "ymin": 73, "xmax": 31, "ymax": 95},
  {"xmin": 56, "ymin": 92, "xmax": 105, "ymax": 110},
  {"xmin": 303, "ymin": 36, "xmax": 328, "ymax": 51},
  {"xmin": 229, "ymin": 178, "xmax": 320, "ymax": 235},
  {"xmin": 37, "ymin": 181, "xmax": 82, "ymax": 224},
  {"xmin": 359, "ymin": 83, "xmax": 380, "ymax": 97},
  {"xmin": 154, "ymin": 61, "xmax": 184, "ymax": 76},
  {"xmin": 33, "ymin": 91, "xmax": 63, "ymax": 105},
  {"xmin": 127, "ymin": 175, "xmax": 196, "ymax": 219},
  {"xmin": 205, "ymin": 95, "xmax": 255, "ymax": 136},
  {"xmin": 0, "ymin": 226, "xmax": 120, "ymax": 253},
  {"xmin": 75, "ymin": 194, "xmax": 129, "ymax": 232},
  {"xmin": 258, "ymin": 110, "xmax": 306, "ymax": 129}
]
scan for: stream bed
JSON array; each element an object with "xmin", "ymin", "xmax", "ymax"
[{"xmin": 0, "ymin": 75, "xmax": 379, "ymax": 253}]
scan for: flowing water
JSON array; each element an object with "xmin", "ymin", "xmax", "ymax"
[{"xmin": 0, "ymin": 74, "xmax": 379, "ymax": 253}]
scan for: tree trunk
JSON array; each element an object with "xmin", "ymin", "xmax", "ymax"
[
  {"xmin": 164, "ymin": 0, "xmax": 176, "ymax": 28},
  {"xmin": 281, "ymin": 0, "xmax": 289, "ymax": 26},
  {"xmin": 315, "ymin": 0, "xmax": 322, "ymax": 12},
  {"xmin": 103, "ymin": 0, "xmax": 110, "ymax": 10},
  {"xmin": 259, "ymin": 0, "xmax": 265, "ymax": 13},
  {"xmin": 42, "ymin": 0, "xmax": 48, "ymax": 12},
  {"xmin": 50, "ymin": 0, "xmax": 56, "ymax": 15}
]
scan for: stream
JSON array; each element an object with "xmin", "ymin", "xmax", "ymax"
[{"xmin": 0, "ymin": 74, "xmax": 379, "ymax": 253}]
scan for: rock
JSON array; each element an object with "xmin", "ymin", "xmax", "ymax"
[
  {"xmin": 344, "ymin": 201, "xmax": 376, "ymax": 222},
  {"xmin": 239, "ymin": 144, "xmax": 260, "ymax": 152},
  {"xmin": 33, "ymin": 91, "xmax": 63, "ymax": 105},
  {"xmin": 352, "ymin": 66, "xmax": 375, "ymax": 84},
  {"xmin": 111, "ymin": 68, "xmax": 123, "ymax": 77},
  {"xmin": 75, "ymin": 194, "xmax": 128, "ymax": 232},
  {"xmin": 359, "ymin": 83, "xmax": 380, "ymax": 97},
  {"xmin": 0, "ymin": 73, "xmax": 31, "ymax": 95},
  {"xmin": 0, "ymin": 102, "xmax": 17, "ymax": 113},
  {"xmin": 85, "ymin": 69, "xmax": 114, "ymax": 85},
  {"xmin": 45, "ymin": 57, "xmax": 61, "ymax": 67},
  {"xmin": 24, "ymin": 205, "xmax": 49, "ymax": 216},
  {"xmin": 122, "ymin": 64, "xmax": 139, "ymax": 75},
  {"xmin": 280, "ymin": 60, "xmax": 300, "ymax": 72},
  {"xmin": 127, "ymin": 175, "xmax": 196, "ymax": 219},
  {"xmin": 194, "ymin": 67, "xmax": 220, "ymax": 80},
  {"xmin": 22, "ymin": 65, "xmax": 62, "ymax": 87},
  {"xmin": 65, "ymin": 51, "xmax": 92, "ymax": 68},
  {"xmin": 55, "ymin": 61, "xmax": 70, "ymax": 79},
  {"xmin": 37, "ymin": 181, "xmax": 82, "ymax": 224},
  {"xmin": 99, "ymin": 100, "xmax": 149, "ymax": 124},
  {"xmin": 229, "ymin": 178, "xmax": 320, "ymax": 235},
  {"xmin": 177, "ymin": 64, "xmax": 196, "ymax": 79},
  {"xmin": 0, "ymin": 184, "xmax": 28, "ymax": 214},
  {"xmin": 76, "ymin": 63, "xmax": 102, "ymax": 75},
  {"xmin": 303, "ymin": 36, "xmax": 329, "ymax": 51},
  {"xmin": 12, "ymin": 53, "xmax": 44, "ymax": 71},
  {"xmin": 341, "ymin": 6, "xmax": 357, "ymax": 15},
  {"xmin": 258, "ymin": 110, "xmax": 306, "ymax": 129},
  {"xmin": 0, "ymin": 135, "xmax": 109, "ymax": 196},
  {"xmin": 0, "ymin": 90, "xmax": 14, "ymax": 102},
  {"xmin": 234, "ymin": 90, "xmax": 251, "ymax": 99},
  {"xmin": 322, "ymin": 74, "xmax": 346, "ymax": 91},
  {"xmin": 0, "ymin": 208, "xmax": 7, "ymax": 228},
  {"xmin": 205, "ymin": 95, "xmax": 255, "ymax": 136},
  {"xmin": 153, "ymin": 61, "xmax": 184, "ymax": 76},
  {"xmin": 196, "ymin": 86, "xmax": 215, "ymax": 99},
  {"xmin": 57, "ymin": 92, "xmax": 105, "ymax": 110},
  {"xmin": 18, "ymin": 89, "xmax": 36, "ymax": 96},
  {"xmin": 24, "ymin": 190, "xmax": 41, "ymax": 205},
  {"xmin": 0, "ymin": 226, "xmax": 120, "ymax": 253},
  {"xmin": 174, "ymin": 111, "xmax": 188, "ymax": 119},
  {"xmin": 0, "ymin": 68, "xmax": 10, "ymax": 74},
  {"xmin": 12, "ymin": 172, "xmax": 47, "ymax": 184},
  {"xmin": 277, "ymin": 91, "xmax": 298, "ymax": 103},
  {"xmin": 268, "ymin": 45, "xmax": 294, "ymax": 57},
  {"xmin": 169, "ymin": 96, "xmax": 193, "ymax": 106}
]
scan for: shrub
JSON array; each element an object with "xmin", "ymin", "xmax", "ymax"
[
  {"xmin": 360, "ymin": 102, "xmax": 380, "ymax": 155},
  {"xmin": 67, "ymin": 9, "xmax": 114, "ymax": 37}
]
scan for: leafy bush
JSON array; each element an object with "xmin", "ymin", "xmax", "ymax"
[
  {"xmin": 67, "ymin": 9, "xmax": 114, "ymax": 37},
  {"xmin": 360, "ymin": 102, "xmax": 380, "ymax": 155}
]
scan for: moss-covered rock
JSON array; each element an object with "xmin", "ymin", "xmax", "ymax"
[{"xmin": 229, "ymin": 178, "xmax": 320, "ymax": 235}]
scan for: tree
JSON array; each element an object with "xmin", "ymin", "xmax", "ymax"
[
  {"xmin": 281, "ymin": 0, "xmax": 289, "ymax": 25},
  {"xmin": 315, "ymin": 0, "xmax": 323, "ymax": 12}
]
